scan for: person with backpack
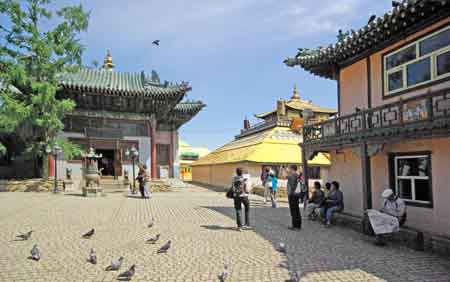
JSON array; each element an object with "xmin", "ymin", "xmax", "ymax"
[{"xmin": 230, "ymin": 168, "xmax": 252, "ymax": 231}]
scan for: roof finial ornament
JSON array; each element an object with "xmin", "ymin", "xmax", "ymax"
[
  {"xmin": 291, "ymin": 84, "xmax": 300, "ymax": 101},
  {"xmin": 103, "ymin": 49, "xmax": 115, "ymax": 71}
]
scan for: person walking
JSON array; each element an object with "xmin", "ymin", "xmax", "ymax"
[
  {"xmin": 268, "ymin": 171, "xmax": 278, "ymax": 208},
  {"xmin": 261, "ymin": 167, "xmax": 270, "ymax": 204},
  {"xmin": 141, "ymin": 164, "xmax": 151, "ymax": 199},
  {"xmin": 136, "ymin": 164, "xmax": 145, "ymax": 198},
  {"xmin": 232, "ymin": 168, "xmax": 252, "ymax": 231},
  {"xmin": 287, "ymin": 165, "xmax": 302, "ymax": 230}
]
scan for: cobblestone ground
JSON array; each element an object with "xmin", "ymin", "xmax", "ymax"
[{"xmin": 0, "ymin": 187, "xmax": 449, "ymax": 282}]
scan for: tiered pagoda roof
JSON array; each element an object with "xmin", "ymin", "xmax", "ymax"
[
  {"xmin": 58, "ymin": 68, "xmax": 190, "ymax": 98},
  {"xmin": 284, "ymin": 0, "xmax": 450, "ymax": 79}
]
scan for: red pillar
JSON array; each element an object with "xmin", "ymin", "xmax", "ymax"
[
  {"xmin": 48, "ymin": 154, "xmax": 55, "ymax": 178},
  {"xmin": 169, "ymin": 130, "xmax": 174, "ymax": 178},
  {"xmin": 149, "ymin": 119, "xmax": 157, "ymax": 179}
]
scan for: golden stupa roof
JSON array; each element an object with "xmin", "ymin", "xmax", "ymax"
[
  {"xmin": 255, "ymin": 85, "xmax": 336, "ymax": 118},
  {"xmin": 191, "ymin": 126, "xmax": 330, "ymax": 166}
]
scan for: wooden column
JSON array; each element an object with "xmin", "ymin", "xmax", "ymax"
[
  {"xmin": 301, "ymin": 145, "xmax": 309, "ymax": 194},
  {"xmin": 48, "ymin": 154, "xmax": 55, "ymax": 178},
  {"xmin": 360, "ymin": 143, "xmax": 372, "ymax": 210},
  {"xmin": 149, "ymin": 119, "xmax": 157, "ymax": 179},
  {"xmin": 169, "ymin": 129, "xmax": 174, "ymax": 178}
]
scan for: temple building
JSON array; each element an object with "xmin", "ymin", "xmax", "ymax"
[
  {"xmin": 285, "ymin": 0, "xmax": 450, "ymax": 246},
  {"xmin": 191, "ymin": 85, "xmax": 335, "ymax": 189},
  {"xmin": 178, "ymin": 140, "xmax": 210, "ymax": 181},
  {"xmin": 1, "ymin": 51, "xmax": 205, "ymax": 184}
]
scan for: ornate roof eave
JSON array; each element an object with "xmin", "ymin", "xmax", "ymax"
[
  {"xmin": 159, "ymin": 101, "xmax": 206, "ymax": 129},
  {"xmin": 284, "ymin": 0, "xmax": 450, "ymax": 79}
]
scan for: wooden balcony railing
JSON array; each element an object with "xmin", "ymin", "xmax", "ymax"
[{"xmin": 303, "ymin": 87, "xmax": 450, "ymax": 146}]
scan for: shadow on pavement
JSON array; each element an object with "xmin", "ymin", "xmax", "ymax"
[
  {"xmin": 200, "ymin": 224, "xmax": 237, "ymax": 231},
  {"xmin": 201, "ymin": 201, "xmax": 450, "ymax": 282}
]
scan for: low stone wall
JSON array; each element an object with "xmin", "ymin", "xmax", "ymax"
[
  {"xmin": 252, "ymin": 185, "xmax": 288, "ymax": 198},
  {"xmin": 0, "ymin": 179, "xmax": 63, "ymax": 192}
]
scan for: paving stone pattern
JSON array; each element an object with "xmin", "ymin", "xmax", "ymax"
[{"xmin": 0, "ymin": 187, "xmax": 449, "ymax": 282}]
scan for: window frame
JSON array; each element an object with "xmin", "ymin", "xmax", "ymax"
[
  {"xmin": 383, "ymin": 24, "xmax": 450, "ymax": 98},
  {"xmin": 389, "ymin": 151, "xmax": 433, "ymax": 208}
]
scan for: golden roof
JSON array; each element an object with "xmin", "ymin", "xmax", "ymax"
[
  {"xmin": 191, "ymin": 127, "xmax": 331, "ymax": 166},
  {"xmin": 255, "ymin": 85, "xmax": 336, "ymax": 118}
]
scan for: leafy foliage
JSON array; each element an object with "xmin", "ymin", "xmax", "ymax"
[{"xmin": 0, "ymin": 0, "xmax": 90, "ymax": 162}]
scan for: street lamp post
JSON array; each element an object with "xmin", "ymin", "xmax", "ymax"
[
  {"xmin": 125, "ymin": 146, "xmax": 139, "ymax": 194},
  {"xmin": 46, "ymin": 144, "xmax": 63, "ymax": 193}
]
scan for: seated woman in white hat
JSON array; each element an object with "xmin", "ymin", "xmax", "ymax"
[{"xmin": 364, "ymin": 188, "xmax": 406, "ymax": 246}]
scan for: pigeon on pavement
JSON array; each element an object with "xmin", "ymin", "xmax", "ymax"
[
  {"xmin": 277, "ymin": 242, "xmax": 287, "ymax": 254},
  {"xmin": 147, "ymin": 217, "xmax": 154, "ymax": 228},
  {"xmin": 218, "ymin": 264, "xmax": 229, "ymax": 282},
  {"xmin": 30, "ymin": 244, "xmax": 41, "ymax": 261},
  {"xmin": 118, "ymin": 264, "xmax": 136, "ymax": 281},
  {"xmin": 285, "ymin": 271, "xmax": 302, "ymax": 282},
  {"xmin": 146, "ymin": 234, "xmax": 160, "ymax": 244},
  {"xmin": 157, "ymin": 240, "xmax": 171, "ymax": 254},
  {"xmin": 17, "ymin": 230, "xmax": 33, "ymax": 241},
  {"xmin": 87, "ymin": 248, "xmax": 97, "ymax": 265},
  {"xmin": 105, "ymin": 256, "xmax": 124, "ymax": 271},
  {"xmin": 82, "ymin": 228, "xmax": 95, "ymax": 239}
]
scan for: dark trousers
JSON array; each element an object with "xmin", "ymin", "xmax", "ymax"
[
  {"xmin": 234, "ymin": 196, "xmax": 250, "ymax": 227},
  {"xmin": 288, "ymin": 195, "xmax": 302, "ymax": 228},
  {"xmin": 139, "ymin": 184, "xmax": 145, "ymax": 198}
]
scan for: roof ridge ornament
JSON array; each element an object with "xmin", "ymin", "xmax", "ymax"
[
  {"xmin": 103, "ymin": 50, "xmax": 115, "ymax": 71},
  {"xmin": 291, "ymin": 84, "xmax": 300, "ymax": 101}
]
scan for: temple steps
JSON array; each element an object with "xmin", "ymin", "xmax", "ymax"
[{"xmin": 100, "ymin": 178, "xmax": 129, "ymax": 193}]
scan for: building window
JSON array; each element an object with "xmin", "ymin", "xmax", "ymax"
[
  {"xmin": 307, "ymin": 166, "xmax": 321, "ymax": 179},
  {"xmin": 392, "ymin": 153, "xmax": 432, "ymax": 206},
  {"xmin": 384, "ymin": 25, "xmax": 450, "ymax": 96}
]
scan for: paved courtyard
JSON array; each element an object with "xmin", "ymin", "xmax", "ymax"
[{"xmin": 0, "ymin": 186, "xmax": 449, "ymax": 282}]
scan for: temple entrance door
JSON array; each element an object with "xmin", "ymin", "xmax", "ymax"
[
  {"xmin": 97, "ymin": 149, "xmax": 115, "ymax": 177},
  {"xmin": 114, "ymin": 148, "xmax": 123, "ymax": 179}
]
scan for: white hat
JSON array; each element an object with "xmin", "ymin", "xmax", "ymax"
[{"xmin": 382, "ymin": 189, "xmax": 394, "ymax": 199}]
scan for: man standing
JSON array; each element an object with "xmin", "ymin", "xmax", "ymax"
[{"xmin": 287, "ymin": 165, "xmax": 301, "ymax": 230}]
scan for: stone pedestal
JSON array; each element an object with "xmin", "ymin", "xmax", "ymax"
[
  {"xmin": 63, "ymin": 180, "xmax": 75, "ymax": 192},
  {"xmin": 82, "ymin": 186, "xmax": 103, "ymax": 197}
]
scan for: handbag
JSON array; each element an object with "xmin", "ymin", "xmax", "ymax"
[{"xmin": 226, "ymin": 186, "xmax": 235, "ymax": 199}]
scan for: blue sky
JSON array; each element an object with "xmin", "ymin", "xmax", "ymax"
[{"xmin": 17, "ymin": 0, "xmax": 393, "ymax": 149}]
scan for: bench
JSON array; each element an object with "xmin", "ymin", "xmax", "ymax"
[{"xmin": 333, "ymin": 212, "xmax": 450, "ymax": 257}]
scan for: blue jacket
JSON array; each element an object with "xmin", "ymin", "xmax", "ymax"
[{"xmin": 268, "ymin": 175, "xmax": 278, "ymax": 191}]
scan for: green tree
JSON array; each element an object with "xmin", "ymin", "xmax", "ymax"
[{"xmin": 0, "ymin": 0, "xmax": 90, "ymax": 176}]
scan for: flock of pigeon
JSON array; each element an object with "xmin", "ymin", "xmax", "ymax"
[
  {"xmin": 17, "ymin": 218, "xmax": 298, "ymax": 281},
  {"xmin": 15, "ymin": 217, "xmax": 187, "ymax": 281}
]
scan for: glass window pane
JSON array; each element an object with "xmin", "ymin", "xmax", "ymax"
[
  {"xmin": 437, "ymin": 51, "xmax": 450, "ymax": 76},
  {"xmin": 407, "ymin": 58, "xmax": 431, "ymax": 86},
  {"xmin": 386, "ymin": 45, "xmax": 416, "ymax": 70},
  {"xmin": 420, "ymin": 28, "xmax": 450, "ymax": 56},
  {"xmin": 415, "ymin": 179, "xmax": 431, "ymax": 202},
  {"xmin": 397, "ymin": 179, "xmax": 412, "ymax": 200},
  {"xmin": 388, "ymin": 70, "xmax": 404, "ymax": 92},
  {"xmin": 397, "ymin": 157, "xmax": 429, "ymax": 177}
]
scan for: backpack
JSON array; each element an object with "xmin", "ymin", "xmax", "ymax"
[{"xmin": 226, "ymin": 177, "xmax": 244, "ymax": 199}]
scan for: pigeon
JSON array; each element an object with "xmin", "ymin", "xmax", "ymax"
[
  {"xmin": 16, "ymin": 230, "xmax": 33, "ymax": 241},
  {"xmin": 157, "ymin": 240, "xmax": 171, "ymax": 254},
  {"xmin": 285, "ymin": 271, "xmax": 302, "ymax": 282},
  {"xmin": 368, "ymin": 14, "xmax": 376, "ymax": 24},
  {"xmin": 147, "ymin": 217, "xmax": 155, "ymax": 228},
  {"xmin": 118, "ymin": 264, "xmax": 135, "ymax": 281},
  {"xmin": 277, "ymin": 242, "xmax": 287, "ymax": 254},
  {"xmin": 30, "ymin": 244, "xmax": 41, "ymax": 261},
  {"xmin": 146, "ymin": 234, "xmax": 160, "ymax": 244},
  {"xmin": 152, "ymin": 40, "xmax": 160, "ymax": 46},
  {"xmin": 105, "ymin": 256, "xmax": 124, "ymax": 271},
  {"xmin": 82, "ymin": 228, "xmax": 95, "ymax": 239},
  {"xmin": 217, "ymin": 264, "xmax": 229, "ymax": 282},
  {"xmin": 87, "ymin": 248, "xmax": 97, "ymax": 265}
]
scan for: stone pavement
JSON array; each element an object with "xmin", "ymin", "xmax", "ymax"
[{"xmin": 0, "ymin": 187, "xmax": 449, "ymax": 282}]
